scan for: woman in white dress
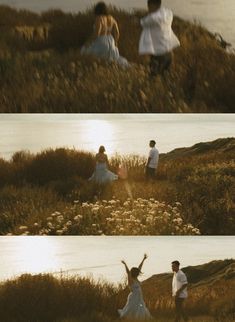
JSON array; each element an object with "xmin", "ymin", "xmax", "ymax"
[
  {"xmin": 81, "ymin": 2, "xmax": 129, "ymax": 67},
  {"xmin": 118, "ymin": 254, "xmax": 152, "ymax": 320},
  {"xmin": 89, "ymin": 145, "xmax": 118, "ymax": 184}
]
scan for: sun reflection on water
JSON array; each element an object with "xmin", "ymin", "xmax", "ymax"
[
  {"xmin": 9, "ymin": 237, "xmax": 59, "ymax": 277},
  {"xmin": 80, "ymin": 120, "xmax": 116, "ymax": 155}
]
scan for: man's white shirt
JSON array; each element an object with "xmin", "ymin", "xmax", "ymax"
[
  {"xmin": 172, "ymin": 270, "xmax": 188, "ymax": 298},
  {"xmin": 139, "ymin": 7, "xmax": 180, "ymax": 56},
  {"xmin": 148, "ymin": 147, "xmax": 159, "ymax": 169}
]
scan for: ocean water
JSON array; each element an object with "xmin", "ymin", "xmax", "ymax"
[
  {"xmin": 0, "ymin": 0, "xmax": 234, "ymax": 46},
  {"xmin": 0, "ymin": 236, "xmax": 234, "ymax": 283},
  {"xmin": 0, "ymin": 114, "xmax": 234, "ymax": 160}
]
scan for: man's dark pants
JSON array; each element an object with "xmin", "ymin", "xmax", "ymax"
[
  {"xmin": 146, "ymin": 167, "xmax": 155, "ymax": 180},
  {"xmin": 174, "ymin": 297, "xmax": 189, "ymax": 322},
  {"xmin": 150, "ymin": 52, "xmax": 172, "ymax": 77}
]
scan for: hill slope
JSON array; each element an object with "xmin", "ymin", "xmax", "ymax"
[
  {"xmin": 0, "ymin": 138, "xmax": 234, "ymax": 235},
  {"xmin": 144, "ymin": 259, "xmax": 235, "ymax": 290},
  {"xmin": 161, "ymin": 138, "xmax": 235, "ymax": 160},
  {"xmin": 0, "ymin": 5, "xmax": 235, "ymax": 113},
  {"xmin": 140, "ymin": 259, "xmax": 235, "ymax": 318},
  {"xmin": 0, "ymin": 260, "xmax": 234, "ymax": 321}
]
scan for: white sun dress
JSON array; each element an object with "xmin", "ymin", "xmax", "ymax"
[
  {"xmin": 118, "ymin": 281, "xmax": 152, "ymax": 320},
  {"xmin": 89, "ymin": 162, "xmax": 118, "ymax": 184}
]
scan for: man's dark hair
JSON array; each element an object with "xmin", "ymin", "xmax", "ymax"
[
  {"xmin": 150, "ymin": 140, "xmax": 156, "ymax": 145},
  {"xmin": 94, "ymin": 2, "xmax": 109, "ymax": 16},
  {"xmin": 148, "ymin": 0, "xmax": 162, "ymax": 7},
  {"xmin": 172, "ymin": 260, "xmax": 180, "ymax": 266}
]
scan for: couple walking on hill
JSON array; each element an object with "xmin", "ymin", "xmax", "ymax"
[
  {"xmin": 89, "ymin": 140, "xmax": 159, "ymax": 184},
  {"xmin": 119, "ymin": 255, "xmax": 189, "ymax": 321},
  {"xmin": 81, "ymin": 0, "xmax": 180, "ymax": 77}
]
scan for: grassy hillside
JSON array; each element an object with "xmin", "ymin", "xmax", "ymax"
[
  {"xmin": 0, "ymin": 260, "xmax": 234, "ymax": 321},
  {"xmin": 142, "ymin": 259, "xmax": 235, "ymax": 321},
  {"xmin": 0, "ymin": 5, "xmax": 234, "ymax": 113},
  {"xmin": 0, "ymin": 138, "xmax": 234, "ymax": 235}
]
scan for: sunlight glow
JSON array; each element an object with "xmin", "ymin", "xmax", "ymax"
[
  {"xmin": 12, "ymin": 237, "xmax": 59, "ymax": 276},
  {"xmin": 1, "ymin": 237, "xmax": 235, "ymax": 284},
  {"xmin": 81, "ymin": 120, "xmax": 116, "ymax": 155}
]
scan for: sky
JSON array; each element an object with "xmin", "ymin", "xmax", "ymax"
[{"xmin": 0, "ymin": 114, "xmax": 234, "ymax": 159}]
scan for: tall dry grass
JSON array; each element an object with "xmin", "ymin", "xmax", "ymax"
[
  {"xmin": 0, "ymin": 141, "xmax": 234, "ymax": 235},
  {"xmin": 0, "ymin": 5, "xmax": 234, "ymax": 112},
  {"xmin": 0, "ymin": 274, "xmax": 120, "ymax": 322},
  {"xmin": 0, "ymin": 266, "xmax": 234, "ymax": 322}
]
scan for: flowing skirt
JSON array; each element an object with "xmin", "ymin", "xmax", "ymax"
[
  {"xmin": 81, "ymin": 34, "xmax": 129, "ymax": 67},
  {"xmin": 89, "ymin": 163, "xmax": 118, "ymax": 185},
  {"xmin": 118, "ymin": 291, "xmax": 152, "ymax": 320}
]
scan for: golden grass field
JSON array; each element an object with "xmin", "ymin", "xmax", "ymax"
[
  {"xmin": 0, "ymin": 138, "xmax": 234, "ymax": 235},
  {"xmin": 0, "ymin": 5, "xmax": 234, "ymax": 112},
  {"xmin": 0, "ymin": 260, "xmax": 234, "ymax": 322}
]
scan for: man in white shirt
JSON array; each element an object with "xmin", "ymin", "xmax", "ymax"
[
  {"xmin": 172, "ymin": 260, "xmax": 189, "ymax": 322},
  {"xmin": 146, "ymin": 140, "xmax": 159, "ymax": 180},
  {"xmin": 139, "ymin": 0, "xmax": 180, "ymax": 77}
]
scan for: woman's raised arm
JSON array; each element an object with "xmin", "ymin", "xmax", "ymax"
[
  {"xmin": 138, "ymin": 254, "xmax": 148, "ymax": 272},
  {"xmin": 121, "ymin": 260, "xmax": 132, "ymax": 287},
  {"xmin": 121, "ymin": 260, "xmax": 130, "ymax": 274}
]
